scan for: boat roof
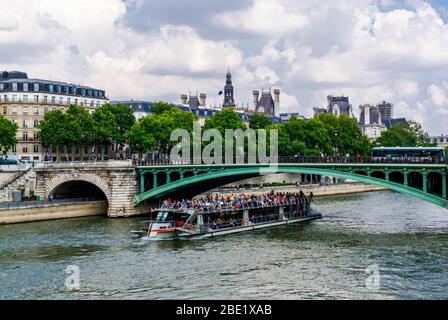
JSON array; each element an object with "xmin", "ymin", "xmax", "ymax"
[
  {"xmin": 156, "ymin": 208, "xmax": 194, "ymax": 214},
  {"xmin": 372, "ymin": 147, "xmax": 444, "ymax": 151}
]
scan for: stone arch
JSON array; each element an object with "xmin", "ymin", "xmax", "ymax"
[
  {"xmin": 45, "ymin": 172, "xmax": 112, "ymax": 201},
  {"xmin": 321, "ymin": 175, "xmax": 333, "ymax": 185}
]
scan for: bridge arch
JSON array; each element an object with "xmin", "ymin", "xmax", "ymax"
[
  {"xmin": 45, "ymin": 172, "xmax": 112, "ymax": 201},
  {"xmin": 134, "ymin": 166, "xmax": 448, "ymax": 208}
]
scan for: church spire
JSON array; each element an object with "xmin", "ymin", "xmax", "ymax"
[{"xmin": 223, "ymin": 69, "xmax": 235, "ymax": 108}]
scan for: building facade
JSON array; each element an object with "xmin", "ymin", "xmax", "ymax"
[
  {"xmin": 252, "ymin": 89, "xmax": 280, "ymax": 117},
  {"xmin": 358, "ymin": 104, "xmax": 386, "ymax": 140},
  {"xmin": 427, "ymin": 135, "xmax": 448, "ymax": 148},
  {"xmin": 313, "ymin": 95, "xmax": 354, "ymax": 118},
  {"xmin": 377, "ymin": 101, "xmax": 393, "ymax": 124},
  {"xmin": 0, "ymin": 71, "xmax": 108, "ymax": 161}
]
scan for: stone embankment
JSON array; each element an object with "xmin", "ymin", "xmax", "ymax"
[{"xmin": 0, "ymin": 201, "xmax": 107, "ymax": 224}]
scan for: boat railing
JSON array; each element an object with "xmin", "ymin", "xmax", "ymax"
[
  {"xmin": 187, "ymin": 198, "xmax": 309, "ymax": 214},
  {"xmin": 206, "ymin": 218, "xmax": 249, "ymax": 231},
  {"xmin": 249, "ymin": 214, "xmax": 280, "ymax": 224}
]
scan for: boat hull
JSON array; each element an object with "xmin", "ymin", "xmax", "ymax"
[{"xmin": 179, "ymin": 213, "xmax": 322, "ymax": 239}]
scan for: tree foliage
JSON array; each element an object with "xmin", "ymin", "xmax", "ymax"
[
  {"xmin": 92, "ymin": 103, "xmax": 135, "ymax": 144},
  {"xmin": 39, "ymin": 103, "xmax": 135, "ymax": 153},
  {"xmin": 128, "ymin": 106, "xmax": 197, "ymax": 155},
  {"xmin": 272, "ymin": 114, "xmax": 371, "ymax": 157},
  {"xmin": 375, "ymin": 120, "xmax": 432, "ymax": 147},
  {"xmin": 249, "ymin": 113, "xmax": 271, "ymax": 130},
  {"xmin": 203, "ymin": 108, "xmax": 246, "ymax": 135},
  {"xmin": 0, "ymin": 115, "xmax": 18, "ymax": 155},
  {"xmin": 151, "ymin": 101, "xmax": 176, "ymax": 115}
]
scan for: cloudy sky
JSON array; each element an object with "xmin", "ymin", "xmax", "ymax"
[{"xmin": 1, "ymin": 0, "xmax": 447, "ymax": 134}]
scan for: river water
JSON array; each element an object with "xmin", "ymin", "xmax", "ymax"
[{"xmin": 1, "ymin": 190, "xmax": 448, "ymax": 300}]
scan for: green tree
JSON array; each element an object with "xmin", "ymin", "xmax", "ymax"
[
  {"xmin": 249, "ymin": 113, "xmax": 271, "ymax": 129},
  {"xmin": 203, "ymin": 108, "xmax": 246, "ymax": 135},
  {"xmin": 151, "ymin": 101, "xmax": 176, "ymax": 115},
  {"xmin": 92, "ymin": 103, "xmax": 135, "ymax": 157},
  {"xmin": 39, "ymin": 106, "xmax": 95, "ymax": 158},
  {"xmin": 376, "ymin": 120, "xmax": 432, "ymax": 148},
  {"xmin": 128, "ymin": 108, "xmax": 197, "ymax": 156},
  {"xmin": 99, "ymin": 103, "xmax": 135, "ymax": 142},
  {"xmin": 127, "ymin": 121, "xmax": 155, "ymax": 158},
  {"xmin": 0, "ymin": 115, "xmax": 18, "ymax": 156},
  {"xmin": 66, "ymin": 105, "xmax": 95, "ymax": 158},
  {"xmin": 317, "ymin": 113, "xmax": 371, "ymax": 156},
  {"xmin": 39, "ymin": 109, "xmax": 71, "ymax": 153}
]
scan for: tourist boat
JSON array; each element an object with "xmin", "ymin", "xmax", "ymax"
[{"xmin": 131, "ymin": 199, "xmax": 322, "ymax": 240}]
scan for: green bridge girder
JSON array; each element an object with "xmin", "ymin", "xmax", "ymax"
[{"xmin": 133, "ymin": 163, "xmax": 448, "ymax": 208}]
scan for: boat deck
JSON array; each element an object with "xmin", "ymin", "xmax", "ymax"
[{"xmin": 177, "ymin": 212, "xmax": 322, "ymax": 239}]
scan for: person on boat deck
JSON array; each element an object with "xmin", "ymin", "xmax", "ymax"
[{"xmin": 175, "ymin": 220, "xmax": 184, "ymax": 227}]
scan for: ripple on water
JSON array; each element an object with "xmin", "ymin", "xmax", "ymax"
[{"xmin": 1, "ymin": 191, "xmax": 448, "ymax": 299}]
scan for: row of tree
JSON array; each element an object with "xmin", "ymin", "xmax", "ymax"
[
  {"xmin": 127, "ymin": 102, "xmax": 434, "ymax": 158},
  {"xmin": 0, "ymin": 101, "xmax": 437, "ymax": 159},
  {"xmin": 0, "ymin": 115, "xmax": 18, "ymax": 156},
  {"xmin": 38, "ymin": 103, "xmax": 135, "ymax": 157}
]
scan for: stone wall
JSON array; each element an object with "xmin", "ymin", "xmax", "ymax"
[
  {"xmin": 0, "ymin": 201, "xmax": 108, "ymax": 224},
  {"xmin": 34, "ymin": 161, "xmax": 142, "ymax": 218}
]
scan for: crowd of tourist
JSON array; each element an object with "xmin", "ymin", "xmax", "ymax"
[{"xmin": 161, "ymin": 190, "xmax": 313, "ymax": 212}]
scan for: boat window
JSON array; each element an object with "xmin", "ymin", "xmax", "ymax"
[{"xmin": 156, "ymin": 211, "xmax": 172, "ymax": 222}]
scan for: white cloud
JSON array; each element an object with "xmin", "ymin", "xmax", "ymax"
[
  {"xmin": 215, "ymin": 0, "xmax": 309, "ymax": 36},
  {"xmin": 1, "ymin": 0, "xmax": 448, "ymax": 133},
  {"xmin": 428, "ymin": 84, "xmax": 448, "ymax": 107}
]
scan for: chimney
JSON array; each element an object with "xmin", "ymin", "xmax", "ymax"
[
  {"xmin": 253, "ymin": 90, "xmax": 259, "ymax": 110},
  {"xmin": 273, "ymin": 89, "xmax": 280, "ymax": 117},
  {"xmin": 327, "ymin": 95, "xmax": 332, "ymax": 108},
  {"xmin": 364, "ymin": 104, "xmax": 371, "ymax": 125},
  {"xmin": 180, "ymin": 94, "xmax": 188, "ymax": 105},
  {"xmin": 199, "ymin": 93, "xmax": 206, "ymax": 107}
]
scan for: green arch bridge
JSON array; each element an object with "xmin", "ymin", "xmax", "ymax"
[{"xmin": 133, "ymin": 159, "xmax": 448, "ymax": 209}]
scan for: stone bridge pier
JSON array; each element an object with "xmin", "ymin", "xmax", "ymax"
[{"xmin": 34, "ymin": 161, "xmax": 142, "ymax": 217}]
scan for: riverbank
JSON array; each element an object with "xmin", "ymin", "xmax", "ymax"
[{"xmin": 0, "ymin": 200, "xmax": 107, "ymax": 224}]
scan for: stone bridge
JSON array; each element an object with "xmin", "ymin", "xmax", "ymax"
[
  {"xmin": 34, "ymin": 161, "xmax": 141, "ymax": 217},
  {"xmin": 33, "ymin": 159, "xmax": 448, "ymax": 219}
]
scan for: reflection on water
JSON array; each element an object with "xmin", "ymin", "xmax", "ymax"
[{"xmin": 1, "ymin": 191, "xmax": 448, "ymax": 299}]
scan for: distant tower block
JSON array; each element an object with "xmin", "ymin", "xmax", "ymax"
[
  {"xmin": 273, "ymin": 89, "xmax": 280, "ymax": 117},
  {"xmin": 180, "ymin": 94, "xmax": 188, "ymax": 105},
  {"xmin": 199, "ymin": 93, "xmax": 206, "ymax": 107},
  {"xmin": 253, "ymin": 90, "xmax": 259, "ymax": 109}
]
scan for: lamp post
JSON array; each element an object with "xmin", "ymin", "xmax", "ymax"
[{"xmin": 334, "ymin": 131, "xmax": 338, "ymax": 158}]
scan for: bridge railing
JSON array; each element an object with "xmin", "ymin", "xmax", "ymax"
[{"xmin": 133, "ymin": 156, "xmax": 448, "ymax": 166}]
